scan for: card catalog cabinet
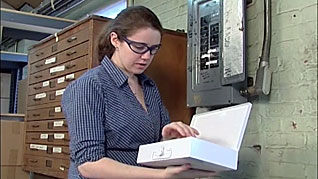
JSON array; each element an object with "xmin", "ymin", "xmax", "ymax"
[{"xmin": 23, "ymin": 16, "xmax": 110, "ymax": 179}]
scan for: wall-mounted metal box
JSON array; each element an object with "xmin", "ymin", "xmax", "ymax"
[{"xmin": 187, "ymin": 0, "xmax": 247, "ymax": 107}]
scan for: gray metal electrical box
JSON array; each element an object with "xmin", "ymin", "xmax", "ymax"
[{"xmin": 187, "ymin": 0, "xmax": 247, "ymax": 107}]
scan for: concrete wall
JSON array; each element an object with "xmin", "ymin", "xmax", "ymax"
[{"xmin": 133, "ymin": 0, "xmax": 317, "ymax": 178}]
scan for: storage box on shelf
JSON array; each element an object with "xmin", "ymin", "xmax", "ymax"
[{"xmin": 23, "ymin": 15, "xmax": 110, "ymax": 179}]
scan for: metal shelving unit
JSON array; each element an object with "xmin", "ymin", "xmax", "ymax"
[{"xmin": 0, "ymin": 8, "xmax": 77, "ymax": 113}]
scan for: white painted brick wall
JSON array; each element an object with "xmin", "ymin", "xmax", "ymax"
[{"xmin": 132, "ymin": 0, "xmax": 317, "ymax": 178}]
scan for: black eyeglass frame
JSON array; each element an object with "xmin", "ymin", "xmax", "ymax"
[{"xmin": 121, "ymin": 36, "xmax": 161, "ymax": 55}]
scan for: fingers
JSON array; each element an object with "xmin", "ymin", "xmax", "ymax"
[
  {"xmin": 166, "ymin": 164, "xmax": 191, "ymax": 174},
  {"xmin": 165, "ymin": 164, "xmax": 216, "ymax": 179},
  {"xmin": 188, "ymin": 169, "xmax": 216, "ymax": 177},
  {"xmin": 174, "ymin": 122, "xmax": 195, "ymax": 137},
  {"xmin": 162, "ymin": 122, "xmax": 200, "ymax": 139}
]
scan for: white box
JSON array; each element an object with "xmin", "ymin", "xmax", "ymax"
[{"xmin": 137, "ymin": 102, "xmax": 252, "ymax": 172}]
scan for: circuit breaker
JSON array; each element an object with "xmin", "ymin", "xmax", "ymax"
[{"xmin": 187, "ymin": 0, "xmax": 247, "ymax": 107}]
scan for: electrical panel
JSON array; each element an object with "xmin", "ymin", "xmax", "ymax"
[{"xmin": 187, "ymin": 0, "xmax": 247, "ymax": 107}]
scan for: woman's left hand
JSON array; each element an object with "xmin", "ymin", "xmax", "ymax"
[{"xmin": 162, "ymin": 122, "xmax": 199, "ymax": 140}]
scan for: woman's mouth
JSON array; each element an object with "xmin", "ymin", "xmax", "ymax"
[{"xmin": 136, "ymin": 63, "xmax": 147, "ymax": 68}]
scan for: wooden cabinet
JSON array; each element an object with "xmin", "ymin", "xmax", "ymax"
[
  {"xmin": 146, "ymin": 30, "xmax": 195, "ymax": 125},
  {"xmin": 23, "ymin": 16, "xmax": 194, "ymax": 179},
  {"xmin": 23, "ymin": 16, "xmax": 110, "ymax": 179}
]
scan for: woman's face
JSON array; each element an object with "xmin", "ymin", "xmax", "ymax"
[{"xmin": 110, "ymin": 27, "xmax": 161, "ymax": 76}]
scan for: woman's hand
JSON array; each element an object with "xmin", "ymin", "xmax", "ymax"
[
  {"xmin": 162, "ymin": 121, "xmax": 199, "ymax": 140},
  {"xmin": 162, "ymin": 164, "xmax": 215, "ymax": 179}
]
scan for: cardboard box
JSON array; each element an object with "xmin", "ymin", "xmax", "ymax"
[
  {"xmin": 1, "ymin": 166, "xmax": 29, "ymax": 179},
  {"xmin": 137, "ymin": 102, "xmax": 252, "ymax": 172},
  {"xmin": 0, "ymin": 120, "xmax": 25, "ymax": 166}
]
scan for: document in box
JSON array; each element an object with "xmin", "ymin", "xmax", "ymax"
[{"xmin": 137, "ymin": 102, "xmax": 252, "ymax": 171}]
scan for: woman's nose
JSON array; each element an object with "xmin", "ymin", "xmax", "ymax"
[{"xmin": 141, "ymin": 50, "xmax": 152, "ymax": 59}]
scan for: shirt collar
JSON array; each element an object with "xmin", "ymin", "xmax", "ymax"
[{"xmin": 101, "ymin": 56, "xmax": 154, "ymax": 87}]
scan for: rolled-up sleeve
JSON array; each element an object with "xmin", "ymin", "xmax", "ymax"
[{"xmin": 62, "ymin": 77, "xmax": 106, "ymax": 166}]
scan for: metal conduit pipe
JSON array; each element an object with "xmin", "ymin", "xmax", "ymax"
[{"xmin": 244, "ymin": 0, "xmax": 272, "ymax": 96}]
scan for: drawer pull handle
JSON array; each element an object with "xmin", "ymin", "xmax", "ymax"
[
  {"xmin": 30, "ymin": 159, "xmax": 38, "ymax": 163},
  {"xmin": 62, "ymin": 151, "xmax": 70, "ymax": 155},
  {"xmin": 32, "ymin": 114, "xmax": 40, "ymax": 117},
  {"xmin": 35, "ymin": 52, "xmax": 44, "ymax": 56},
  {"xmin": 35, "ymin": 64, "xmax": 43, "ymax": 68},
  {"xmin": 60, "ymin": 165, "xmax": 69, "ymax": 169},
  {"xmin": 66, "ymin": 50, "xmax": 77, "ymax": 56},
  {"xmin": 34, "ymin": 75, "xmax": 43, "ymax": 79},
  {"xmin": 33, "ymin": 98, "xmax": 42, "ymax": 101},
  {"xmin": 32, "ymin": 124, "xmax": 40, "ymax": 128},
  {"xmin": 65, "ymin": 77, "xmax": 75, "ymax": 82},
  {"xmin": 65, "ymin": 64, "xmax": 76, "ymax": 69},
  {"xmin": 67, "ymin": 36, "xmax": 77, "ymax": 42},
  {"xmin": 33, "ymin": 86, "xmax": 42, "ymax": 90},
  {"xmin": 31, "ymin": 137, "xmax": 39, "ymax": 140}
]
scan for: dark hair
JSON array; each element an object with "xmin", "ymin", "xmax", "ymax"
[{"xmin": 98, "ymin": 6, "xmax": 163, "ymax": 61}]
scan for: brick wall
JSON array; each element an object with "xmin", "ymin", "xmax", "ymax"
[{"xmin": 133, "ymin": 0, "xmax": 317, "ymax": 178}]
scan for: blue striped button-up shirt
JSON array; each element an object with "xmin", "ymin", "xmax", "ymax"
[{"xmin": 62, "ymin": 56, "xmax": 170, "ymax": 178}]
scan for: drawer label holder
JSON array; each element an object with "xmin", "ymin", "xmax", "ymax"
[
  {"xmin": 45, "ymin": 57, "xmax": 57, "ymax": 65},
  {"xmin": 30, "ymin": 144, "xmax": 48, "ymax": 151},
  {"xmin": 35, "ymin": 93, "xmax": 46, "ymax": 99}
]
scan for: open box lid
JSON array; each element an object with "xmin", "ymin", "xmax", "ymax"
[{"xmin": 190, "ymin": 102, "xmax": 252, "ymax": 151}]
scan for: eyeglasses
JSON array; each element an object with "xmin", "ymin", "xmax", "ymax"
[{"xmin": 122, "ymin": 37, "xmax": 161, "ymax": 55}]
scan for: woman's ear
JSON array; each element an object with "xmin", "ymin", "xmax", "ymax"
[{"xmin": 110, "ymin": 32, "xmax": 120, "ymax": 48}]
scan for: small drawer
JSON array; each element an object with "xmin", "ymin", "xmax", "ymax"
[
  {"xmin": 29, "ymin": 28, "xmax": 89, "ymax": 64},
  {"xmin": 24, "ymin": 155, "xmax": 69, "ymax": 179},
  {"xmin": 27, "ymin": 88, "xmax": 65, "ymax": 106},
  {"xmin": 26, "ymin": 132, "xmax": 69, "ymax": 145},
  {"xmin": 25, "ymin": 144, "xmax": 70, "ymax": 160},
  {"xmin": 27, "ymin": 120, "xmax": 68, "ymax": 131},
  {"xmin": 27, "ymin": 104, "xmax": 64, "ymax": 121},
  {"xmin": 30, "ymin": 41, "xmax": 89, "ymax": 74},
  {"xmin": 28, "ymin": 70, "xmax": 86, "ymax": 96},
  {"xmin": 58, "ymin": 28, "xmax": 89, "ymax": 52},
  {"xmin": 29, "ymin": 55, "xmax": 88, "ymax": 85},
  {"xmin": 29, "ymin": 42, "xmax": 58, "ymax": 64}
]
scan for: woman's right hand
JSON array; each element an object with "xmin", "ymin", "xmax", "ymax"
[{"xmin": 162, "ymin": 164, "xmax": 216, "ymax": 179}]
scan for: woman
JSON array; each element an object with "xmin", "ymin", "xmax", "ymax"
[{"xmin": 62, "ymin": 6, "xmax": 215, "ymax": 179}]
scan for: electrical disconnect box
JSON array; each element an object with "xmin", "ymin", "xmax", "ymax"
[{"xmin": 187, "ymin": 0, "xmax": 247, "ymax": 107}]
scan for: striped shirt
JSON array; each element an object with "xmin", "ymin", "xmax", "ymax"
[{"xmin": 62, "ymin": 56, "xmax": 170, "ymax": 178}]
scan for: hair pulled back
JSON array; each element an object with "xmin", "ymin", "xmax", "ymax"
[{"xmin": 98, "ymin": 6, "xmax": 163, "ymax": 61}]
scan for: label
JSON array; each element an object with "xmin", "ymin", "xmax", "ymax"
[
  {"xmin": 40, "ymin": 134, "xmax": 49, "ymax": 139},
  {"xmin": 205, "ymin": 60, "xmax": 218, "ymax": 65},
  {"xmin": 50, "ymin": 65, "xmax": 65, "ymax": 74},
  {"xmin": 35, "ymin": 93, "xmax": 46, "ymax": 99},
  {"xmin": 42, "ymin": 81, "xmax": 50, "ymax": 87},
  {"xmin": 45, "ymin": 57, "xmax": 56, "ymax": 64},
  {"xmin": 53, "ymin": 147, "xmax": 62, "ymax": 153},
  {"xmin": 54, "ymin": 121, "xmax": 64, "ymax": 127},
  {"xmin": 54, "ymin": 133, "xmax": 65, "ymax": 139},
  {"xmin": 55, "ymin": 89, "xmax": 65, "ymax": 96},
  {"xmin": 57, "ymin": 77, "xmax": 65, "ymax": 84},
  {"xmin": 66, "ymin": 73, "xmax": 75, "ymax": 79},
  {"xmin": 30, "ymin": 144, "xmax": 47, "ymax": 151},
  {"xmin": 55, "ymin": 106, "xmax": 61, "ymax": 113}
]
